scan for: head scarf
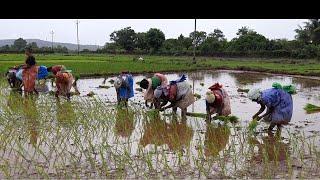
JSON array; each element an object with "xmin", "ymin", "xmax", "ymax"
[
  {"xmin": 114, "ymin": 76, "xmax": 123, "ymax": 89},
  {"xmin": 248, "ymin": 88, "xmax": 262, "ymax": 101},
  {"xmin": 208, "ymin": 83, "xmax": 223, "ymax": 91},
  {"xmin": 205, "ymin": 91, "xmax": 216, "ymax": 103}
]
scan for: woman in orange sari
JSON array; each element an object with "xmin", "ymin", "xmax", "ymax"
[
  {"xmin": 22, "ymin": 47, "xmax": 38, "ymax": 95},
  {"xmin": 55, "ymin": 69, "xmax": 74, "ymax": 101}
]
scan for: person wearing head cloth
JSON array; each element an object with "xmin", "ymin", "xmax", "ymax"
[
  {"xmin": 114, "ymin": 71, "xmax": 134, "ymax": 107},
  {"xmin": 205, "ymin": 83, "xmax": 231, "ymax": 122},
  {"xmin": 154, "ymin": 75, "xmax": 194, "ymax": 120},
  {"xmin": 248, "ymin": 82, "xmax": 296, "ymax": 132},
  {"xmin": 47, "ymin": 65, "xmax": 67, "ymax": 76},
  {"xmin": 54, "ymin": 68, "xmax": 74, "ymax": 101},
  {"xmin": 139, "ymin": 73, "xmax": 168, "ymax": 108},
  {"xmin": 21, "ymin": 46, "xmax": 39, "ymax": 95}
]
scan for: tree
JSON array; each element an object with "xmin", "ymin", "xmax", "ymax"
[
  {"xmin": 27, "ymin": 42, "xmax": 39, "ymax": 52},
  {"xmin": 162, "ymin": 39, "xmax": 179, "ymax": 51},
  {"xmin": 236, "ymin": 26, "xmax": 254, "ymax": 36},
  {"xmin": 208, "ymin": 29, "xmax": 226, "ymax": 41},
  {"xmin": 189, "ymin": 31, "xmax": 207, "ymax": 47},
  {"xmin": 0, "ymin": 45, "xmax": 11, "ymax": 51},
  {"xmin": 110, "ymin": 27, "xmax": 136, "ymax": 51},
  {"xmin": 13, "ymin": 38, "xmax": 27, "ymax": 51},
  {"xmin": 295, "ymin": 25, "xmax": 310, "ymax": 44},
  {"xmin": 228, "ymin": 30, "xmax": 269, "ymax": 51},
  {"xmin": 135, "ymin": 32, "xmax": 148, "ymax": 50},
  {"xmin": 177, "ymin": 34, "xmax": 193, "ymax": 50},
  {"xmin": 146, "ymin": 28, "xmax": 165, "ymax": 51},
  {"xmin": 295, "ymin": 19, "xmax": 320, "ymax": 45}
]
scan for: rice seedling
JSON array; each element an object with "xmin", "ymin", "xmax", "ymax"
[
  {"xmin": 248, "ymin": 118, "xmax": 258, "ymax": 133},
  {"xmin": 98, "ymin": 85, "xmax": 110, "ymax": 89},
  {"xmin": 0, "ymin": 74, "xmax": 319, "ymax": 179},
  {"xmin": 193, "ymin": 93, "xmax": 201, "ymax": 99},
  {"xmin": 237, "ymin": 88, "xmax": 249, "ymax": 93},
  {"xmin": 304, "ymin": 103, "xmax": 320, "ymax": 114}
]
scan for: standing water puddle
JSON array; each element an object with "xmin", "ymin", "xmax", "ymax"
[{"xmin": 0, "ymin": 70, "xmax": 320, "ymax": 178}]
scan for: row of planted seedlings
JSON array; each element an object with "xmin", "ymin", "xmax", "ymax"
[{"xmin": 0, "ymin": 78, "xmax": 320, "ymax": 178}]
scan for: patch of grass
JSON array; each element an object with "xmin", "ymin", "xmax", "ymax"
[
  {"xmin": 98, "ymin": 85, "xmax": 110, "ymax": 89},
  {"xmin": 1, "ymin": 54, "xmax": 320, "ymax": 77},
  {"xmin": 248, "ymin": 118, "xmax": 258, "ymax": 132},
  {"xmin": 237, "ymin": 88, "xmax": 250, "ymax": 93},
  {"xmin": 194, "ymin": 93, "xmax": 201, "ymax": 99},
  {"xmin": 304, "ymin": 103, "xmax": 320, "ymax": 114}
]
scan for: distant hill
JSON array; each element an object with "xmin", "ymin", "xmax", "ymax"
[{"xmin": 0, "ymin": 39, "xmax": 100, "ymax": 51}]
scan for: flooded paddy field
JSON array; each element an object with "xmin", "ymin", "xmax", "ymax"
[{"xmin": 0, "ymin": 70, "xmax": 320, "ymax": 178}]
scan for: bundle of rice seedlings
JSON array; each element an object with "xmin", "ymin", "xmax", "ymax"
[
  {"xmin": 248, "ymin": 118, "xmax": 258, "ymax": 132},
  {"xmin": 304, "ymin": 103, "xmax": 320, "ymax": 114}
]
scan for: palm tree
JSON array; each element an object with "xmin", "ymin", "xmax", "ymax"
[{"xmin": 295, "ymin": 19, "xmax": 320, "ymax": 45}]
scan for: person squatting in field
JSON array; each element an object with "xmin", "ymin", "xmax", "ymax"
[
  {"xmin": 153, "ymin": 75, "xmax": 195, "ymax": 120},
  {"xmin": 205, "ymin": 83, "xmax": 231, "ymax": 122},
  {"xmin": 248, "ymin": 82, "xmax": 296, "ymax": 132},
  {"xmin": 114, "ymin": 71, "xmax": 134, "ymax": 107},
  {"xmin": 47, "ymin": 66, "xmax": 75, "ymax": 101},
  {"xmin": 139, "ymin": 73, "xmax": 168, "ymax": 108}
]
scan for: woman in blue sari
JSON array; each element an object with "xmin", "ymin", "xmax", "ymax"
[
  {"xmin": 114, "ymin": 71, "xmax": 134, "ymax": 107},
  {"xmin": 248, "ymin": 83, "xmax": 296, "ymax": 132}
]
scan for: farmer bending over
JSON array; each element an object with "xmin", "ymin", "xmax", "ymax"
[
  {"xmin": 114, "ymin": 71, "xmax": 134, "ymax": 107},
  {"xmin": 140, "ymin": 73, "xmax": 168, "ymax": 108},
  {"xmin": 205, "ymin": 83, "xmax": 231, "ymax": 122},
  {"xmin": 247, "ymin": 82, "xmax": 295, "ymax": 132},
  {"xmin": 47, "ymin": 65, "xmax": 80, "ymax": 95},
  {"xmin": 53, "ymin": 68, "xmax": 75, "ymax": 101},
  {"xmin": 154, "ymin": 75, "xmax": 195, "ymax": 120}
]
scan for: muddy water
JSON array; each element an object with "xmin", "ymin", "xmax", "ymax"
[
  {"xmin": 67, "ymin": 70, "xmax": 320, "ymax": 137},
  {"xmin": 2, "ymin": 69, "xmax": 320, "ymax": 178}
]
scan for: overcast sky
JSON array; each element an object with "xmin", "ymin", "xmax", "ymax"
[{"xmin": 0, "ymin": 19, "xmax": 307, "ymax": 46}]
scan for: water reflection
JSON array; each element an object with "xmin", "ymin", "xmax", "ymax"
[
  {"xmin": 139, "ymin": 117, "xmax": 194, "ymax": 152},
  {"xmin": 114, "ymin": 108, "xmax": 135, "ymax": 138},
  {"xmin": 187, "ymin": 72, "xmax": 205, "ymax": 81},
  {"xmin": 292, "ymin": 77, "xmax": 320, "ymax": 89},
  {"xmin": 204, "ymin": 123, "xmax": 230, "ymax": 157},
  {"xmin": 229, "ymin": 72, "xmax": 268, "ymax": 86},
  {"xmin": 56, "ymin": 101, "xmax": 76, "ymax": 126},
  {"xmin": 248, "ymin": 132, "xmax": 290, "ymax": 162},
  {"xmin": 23, "ymin": 96, "xmax": 39, "ymax": 146}
]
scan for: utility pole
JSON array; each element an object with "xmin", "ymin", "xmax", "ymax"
[
  {"xmin": 76, "ymin": 20, "xmax": 80, "ymax": 55},
  {"xmin": 193, "ymin": 19, "xmax": 197, "ymax": 64},
  {"xmin": 50, "ymin": 30, "xmax": 54, "ymax": 53}
]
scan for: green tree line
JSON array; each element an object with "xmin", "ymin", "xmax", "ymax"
[
  {"xmin": 0, "ymin": 38, "xmax": 69, "ymax": 53},
  {"xmin": 1, "ymin": 19, "xmax": 320, "ymax": 59},
  {"xmin": 97, "ymin": 19, "xmax": 320, "ymax": 59}
]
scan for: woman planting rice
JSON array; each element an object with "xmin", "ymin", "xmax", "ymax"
[
  {"xmin": 114, "ymin": 71, "xmax": 134, "ymax": 107},
  {"xmin": 47, "ymin": 65, "xmax": 80, "ymax": 95},
  {"xmin": 154, "ymin": 75, "xmax": 194, "ymax": 120},
  {"xmin": 139, "ymin": 73, "xmax": 168, "ymax": 108},
  {"xmin": 205, "ymin": 83, "xmax": 231, "ymax": 122},
  {"xmin": 54, "ymin": 68, "xmax": 75, "ymax": 101},
  {"xmin": 20, "ymin": 47, "xmax": 39, "ymax": 95},
  {"xmin": 248, "ymin": 82, "xmax": 296, "ymax": 132}
]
